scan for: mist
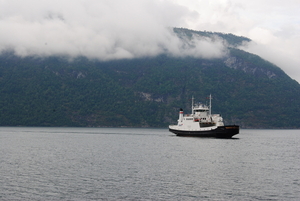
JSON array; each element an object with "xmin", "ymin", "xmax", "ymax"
[
  {"xmin": 240, "ymin": 28, "xmax": 300, "ymax": 83},
  {"xmin": 0, "ymin": 0, "xmax": 299, "ymax": 83},
  {"xmin": 0, "ymin": 0, "xmax": 227, "ymax": 60},
  {"xmin": 176, "ymin": 0, "xmax": 300, "ymax": 83}
]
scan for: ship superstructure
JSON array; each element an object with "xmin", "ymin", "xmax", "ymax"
[{"xmin": 169, "ymin": 95, "xmax": 239, "ymax": 138}]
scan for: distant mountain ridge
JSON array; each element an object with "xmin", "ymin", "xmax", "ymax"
[
  {"xmin": 0, "ymin": 28, "xmax": 299, "ymax": 128},
  {"xmin": 174, "ymin": 27, "xmax": 251, "ymax": 47}
]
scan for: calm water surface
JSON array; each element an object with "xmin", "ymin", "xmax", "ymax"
[{"xmin": 0, "ymin": 127, "xmax": 299, "ymax": 200}]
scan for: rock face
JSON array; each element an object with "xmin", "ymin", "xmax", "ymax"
[{"xmin": 225, "ymin": 56, "xmax": 277, "ymax": 78}]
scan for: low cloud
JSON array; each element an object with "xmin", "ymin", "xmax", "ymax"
[
  {"xmin": 0, "ymin": 0, "xmax": 226, "ymax": 60},
  {"xmin": 240, "ymin": 26, "xmax": 300, "ymax": 83},
  {"xmin": 1, "ymin": 0, "xmax": 299, "ymax": 83},
  {"xmin": 176, "ymin": 0, "xmax": 300, "ymax": 83}
]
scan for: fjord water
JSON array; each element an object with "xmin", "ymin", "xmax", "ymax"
[{"xmin": 0, "ymin": 127, "xmax": 299, "ymax": 200}]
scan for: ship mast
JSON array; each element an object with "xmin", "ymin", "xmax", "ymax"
[
  {"xmin": 192, "ymin": 96, "xmax": 194, "ymax": 114},
  {"xmin": 209, "ymin": 94, "xmax": 212, "ymax": 116}
]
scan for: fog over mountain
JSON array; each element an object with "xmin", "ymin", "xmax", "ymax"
[
  {"xmin": 0, "ymin": 0, "xmax": 299, "ymax": 82},
  {"xmin": 0, "ymin": 0, "xmax": 227, "ymax": 60}
]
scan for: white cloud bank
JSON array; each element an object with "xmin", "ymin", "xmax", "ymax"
[
  {"xmin": 0, "ymin": 0, "xmax": 227, "ymax": 60},
  {"xmin": 0, "ymin": 0, "xmax": 300, "ymax": 83},
  {"xmin": 176, "ymin": 0, "xmax": 300, "ymax": 83},
  {"xmin": 241, "ymin": 27, "xmax": 300, "ymax": 84}
]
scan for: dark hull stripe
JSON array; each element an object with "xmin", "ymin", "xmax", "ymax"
[{"xmin": 169, "ymin": 125, "xmax": 239, "ymax": 138}]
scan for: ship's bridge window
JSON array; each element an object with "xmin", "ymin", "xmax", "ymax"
[
  {"xmin": 185, "ymin": 118, "xmax": 194, "ymax": 120},
  {"xmin": 195, "ymin": 110, "xmax": 207, "ymax": 112}
]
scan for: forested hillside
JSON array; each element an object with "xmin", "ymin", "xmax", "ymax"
[{"xmin": 0, "ymin": 28, "xmax": 299, "ymax": 128}]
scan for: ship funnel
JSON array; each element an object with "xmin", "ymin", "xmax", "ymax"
[{"xmin": 179, "ymin": 108, "xmax": 184, "ymax": 122}]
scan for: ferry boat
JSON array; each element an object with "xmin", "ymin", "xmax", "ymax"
[{"xmin": 169, "ymin": 95, "xmax": 239, "ymax": 138}]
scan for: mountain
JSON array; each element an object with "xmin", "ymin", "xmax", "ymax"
[{"xmin": 0, "ymin": 28, "xmax": 299, "ymax": 128}]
